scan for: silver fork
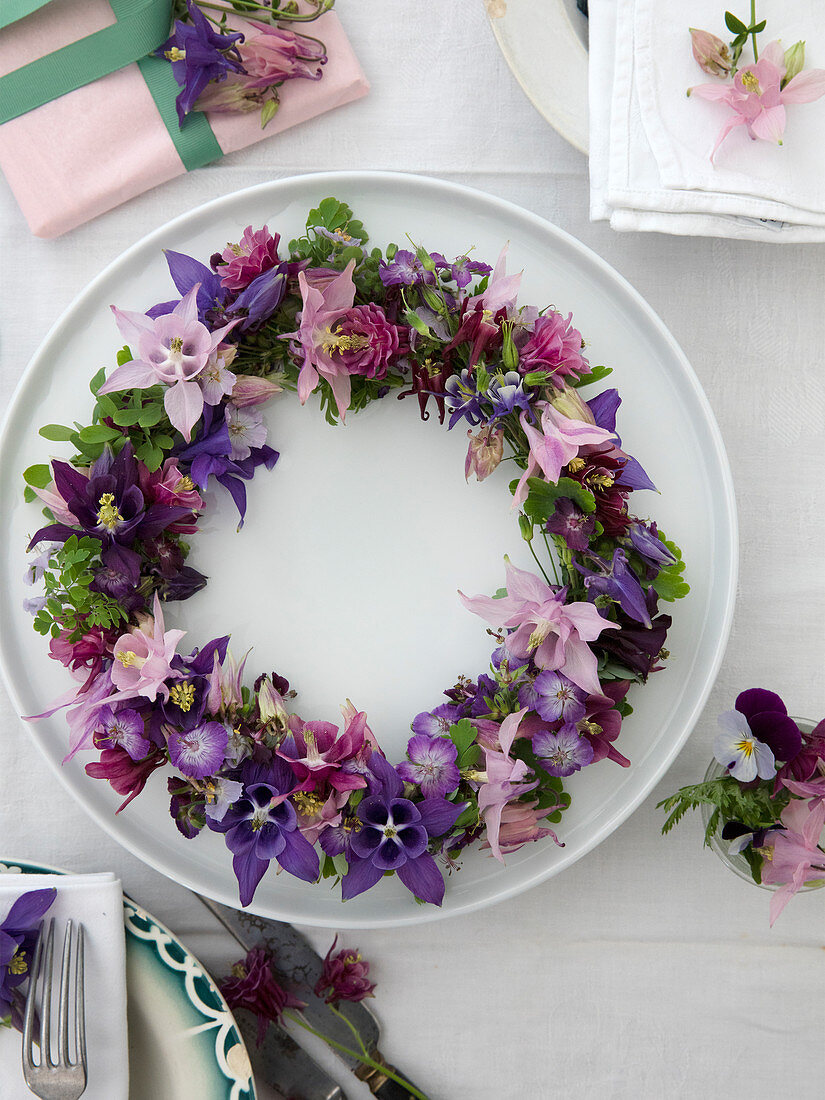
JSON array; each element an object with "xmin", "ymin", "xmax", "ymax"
[{"xmin": 22, "ymin": 919, "xmax": 87, "ymax": 1100}]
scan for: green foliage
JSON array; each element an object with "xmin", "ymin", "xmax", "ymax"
[
  {"xmin": 449, "ymin": 719, "xmax": 480, "ymax": 770},
  {"xmin": 288, "ymin": 197, "xmax": 368, "ymax": 266},
  {"xmin": 571, "ymin": 364, "xmax": 613, "ymax": 388},
  {"xmin": 657, "ymin": 774, "xmax": 787, "ymax": 845},
  {"xmin": 31, "ymin": 535, "xmax": 130, "ymax": 642},
  {"xmin": 521, "ymin": 476, "xmax": 597, "ymax": 520},
  {"xmin": 650, "ymin": 531, "xmax": 690, "ymax": 602}
]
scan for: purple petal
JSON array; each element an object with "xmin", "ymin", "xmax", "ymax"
[
  {"xmin": 616, "ymin": 456, "xmax": 656, "ymax": 492},
  {"xmin": 2, "ymin": 888, "xmax": 57, "ymax": 932},
  {"xmin": 748, "ymin": 712, "xmax": 802, "ymax": 763},
  {"xmin": 587, "ymin": 389, "xmax": 620, "ymax": 432},
  {"xmin": 276, "ymin": 833, "xmax": 320, "ymax": 883},
  {"xmin": 341, "ymin": 857, "xmax": 385, "ymax": 901},
  {"xmin": 735, "ymin": 689, "xmax": 787, "ymax": 721},
  {"xmin": 232, "ymin": 851, "xmax": 269, "ymax": 907},
  {"xmin": 396, "ymin": 853, "xmax": 445, "ymax": 905},
  {"xmin": 367, "ymin": 753, "xmax": 404, "ymax": 799},
  {"xmin": 416, "ymin": 797, "xmax": 465, "ymax": 837}
]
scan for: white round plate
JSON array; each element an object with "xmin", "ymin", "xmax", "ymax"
[
  {"xmin": 487, "ymin": 0, "xmax": 590, "ymax": 153},
  {"xmin": 0, "ymin": 171, "xmax": 736, "ymax": 928},
  {"xmin": 0, "ymin": 859, "xmax": 254, "ymax": 1100}
]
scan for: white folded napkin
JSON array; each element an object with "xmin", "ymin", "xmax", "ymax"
[
  {"xmin": 0, "ymin": 871, "xmax": 128, "ymax": 1099},
  {"xmin": 590, "ymin": 0, "xmax": 825, "ymax": 240}
]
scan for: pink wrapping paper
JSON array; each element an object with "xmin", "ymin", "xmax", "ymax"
[{"xmin": 0, "ymin": 0, "xmax": 369, "ymax": 237}]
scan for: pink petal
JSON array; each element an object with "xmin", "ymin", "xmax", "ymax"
[
  {"xmin": 110, "ymin": 304, "xmax": 155, "ymax": 344},
  {"xmin": 769, "ymin": 863, "xmax": 808, "ymax": 926},
  {"xmin": 711, "ymin": 113, "xmax": 746, "ymax": 162},
  {"xmin": 690, "ymin": 82, "xmax": 736, "ymax": 102},
  {"xmin": 98, "ymin": 358, "xmax": 158, "ymax": 394},
  {"xmin": 208, "ymin": 318, "xmax": 241, "ymax": 352},
  {"xmin": 523, "ymin": 415, "xmax": 570, "ymax": 484},
  {"xmin": 503, "ymin": 558, "xmax": 554, "ymax": 607},
  {"xmin": 801, "ymin": 799, "xmax": 825, "ymax": 849},
  {"xmin": 321, "ymin": 261, "xmax": 357, "ymax": 314},
  {"xmin": 761, "ymin": 40, "xmax": 786, "ymax": 72},
  {"xmin": 557, "ymin": 635, "xmax": 602, "ymax": 696},
  {"xmin": 457, "ymin": 589, "xmax": 523, "ymax": 628},
  {"xmin": 563, "ymin": 601, "xmax": 618, "ymax": 642},
  {"xmin": 173, "ymin": 284, "xmax": 200, "ymax": 327},
  {"xmin": 164, "ymin": 379, "xmax": 204, "ymax": 441},
  {"xmin": 749, "ymin": 104, "xmax": 786, "ymax": 143},
  {"xmin": 323, "ymin": 368, "xmax": 352, "ymax": 422},
  {"xmin": 511, "ymin": 450, "xmax": 539, "ymax": 510},
  {"xmin": 781, "ymin": 68, "xmax": 825, "ymax": 104},
  {"xmin": 498, "ymin": 707, "xmax": 527, "ymax": 758},
  {"xmin": 297, "ymin": 360, "xmax": 320, "ymax": 405}
]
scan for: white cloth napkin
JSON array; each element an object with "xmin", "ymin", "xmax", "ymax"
[
  {"xmin": 0, "ymin": 871, "xmax": 128, "ymax": 1099},
  {"xmin": 590, "ymin": 0, "xmax": 825, "ymax": 240}
]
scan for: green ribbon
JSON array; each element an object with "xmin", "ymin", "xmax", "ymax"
[{"xmin": 0, "ymin": 0, "xmax": 223, "ymax": 170}]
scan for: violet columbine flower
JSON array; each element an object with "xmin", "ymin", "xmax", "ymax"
[
  {"xmin": 397, "ymin": 735, "xmax": 460, "ymax": 797},
  {"xmin": 444, "ymin": 369, "xmax": 484, "ymax": 429},
  {"xmin": 314, "ymin": 937, "xmax": 375, "ymax": 1006},
  {"xmin": 513, "ymin": 404, "xmax": 615, "ymax": 509},
  {"xmin": 100, "ymin": 285, "xmax": 238, "ymax": 441},
  {"xmin": 94, "ymin": 705, "xmax": 151, "ymax": 761},
  {"xmin": 276, "ymin": 714, "xmax": 368, "ymax": 794},
  {"xmin": 533, "ymin": 725, "xmax": 594, "ymax": 777},
  {"xmin": 220, "ymin": 947, "xmax": 305, "ymax": 1046},
  {"xmin": 228, "ymin": 264, "xmax": 290, "ymax": 332},
  {"xmin": 225, "ymin": 403, "xmax": 268, "ymax": 461},
  {"xmin": 761, "ymin": 798, "xmax": 825, "ymax": 925},
  {"xmin": 167, "ymin": 721, "xmax": 229, "ymax": 779},
  {"xmin": 575, "ymin": 548, "xmax": 651, "ymax": 628},
  {"xmin": 208, "ymin": 757, "xmax": 319, "ymax": 906},
  {"xmin": 486, "ymin": 371, "xmax": 531, "ymax": 420},
  {"xmin": 111, "ymin": 592, "xmax": 186, "ymax": 703},
  {"xmin": 342, "ymin": 754, "xmax": 463, "ymax": 905},
  {"xmin": 628, "ymin": 520, "xmax": 676, "ymax": 572},
  {"xmin": 690, "ymin": 40, "xmax": 825, "ymax": 160},
  {"xmin": 239, "ymin": 22, "xmax": 326, "ymax": 87},
  {"xmin": 545, "ymin": 497, "xmax": 595, "ymax": 553},
  {"xmin": 465, "ymin": 424, "xmax": 504, "ymax": 482},
  {"xmin": 411, "ymin": 703, "xmax": 461, "ymax": 738},
  {"xmin": 518, "ymin": 310, "xmax": 590, "ymax": 382},
  {"xmin": 218, "ymin": 226, "xmax": 282, "ymax": 290},
  {"xmin": 156, "ymin": 0, "xmax": 244, "ymax": 126},
  {"xmin": 460, "ymin": 559, "xmax": 617, "ymax": 696},
  {"xmin": 714, "ymin": 709, "xmax": 776, "ymax": 783},
  {"xmin": 1, "ymin": 888, "xmax": 57, "ymax": 1026},
  {"xmin": 531, "ymin": 670, "xmax": 586, "ymax": 725},
  {"xmin": 476, "ymin": 708, "xmax": 537, "ymax": 862}
]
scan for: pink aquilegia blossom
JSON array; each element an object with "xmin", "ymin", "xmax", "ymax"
[
  {"xmin": 230, "ymin": 374, "xmax": 283, "ymax": 407},
  {"xmin": 460, "ymin": 559, "xmax": 617, "ymax": 696},
  {"xmin": 476, "ymin": 708, "xmax": 538, "ymax": 862},
  {"xmin": 198, "ymin": 344, "xmax": 237, "ymax": 405},
  {"xmin": 518, "ymin": 310, "xmax": 591, "ymax": 384},
  {"xmin": 219, "ymin": 225, "xmax": 281, "ymax": 290},
  {"xmin": 206, "ymin": 648, "xmax": 250, "ymax": 717},
  {"xmin": 760, "ymin": 797, "xmax": 825, "ymax": 925},
  {"xmin": 690, "ymin": 40, "xmax": 825, "ymax": 161},
  {"xmin": 465, "ymin": 424, "xmax": 504, "ymax": 482},
  {"xmin": 481, "ymin": 797, "xmax": 561, "ymax": 857},
  {"xmin": 240, "ymin": 23, "xmax": 326, "ymax": 88},
  {"xmin": 111, "ymin": 593, "xmax": 186, "ymax": 702},
  {"xmin": 277, "ymin": 712, "xmax": 369, "ymax": 793},
  {"xmin": 512, "ymin": 404, "xmax": 615, "ymax": 509},
  {"xmin": 100, "ymin": 285, "xmax": 238, "ymax": 440}
]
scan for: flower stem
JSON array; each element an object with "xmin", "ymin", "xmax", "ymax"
[
  {"xmin": 284, "ymin": 1011, "xmax": 431, "ymax": 1100},
  {"xmin": 194, "ymin": 0, "xmax": 333, "ymax": 22},
  {"xmin": 541, "ymin": 531, "xmax": 560, "ymax": 585},
  {"xmin": 328, "ymin": 1003, "xmax": 370, "ymax": 1059},
  {"xmin": 527, "ymin": 536, "xmax": 552, "ymax": 586},
  {"xmin": 750, "ymin": 0, "xmax": 759, "ymax": 62}
]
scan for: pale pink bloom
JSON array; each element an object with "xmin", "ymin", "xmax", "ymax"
[
  {"xmin": 482, "ymin": 797, "xmax": 561, "ymax": 857},
  {"xmin": 111, "ymin": 593, "xmax": 186, "ymax": 703},
  {"xmin": 691, "ymin": 40, "xmax": 825, "ymax": 161},
  {"xmin": 460, "ymin": 558, "xmax": 617, "ymax": 696},
  {"xmin": 285, "ymin": 261, "xmax": 357, "ymax": 420},
  {"xmin": 230, "ymin": 375, "xmax": 283, "ymax": 407},
  {"xmin": 464, "ymin": 245, "xmax": 522, "ymax": 315},
  {"xmin": 689, "ymin": 27, "xmax": 731, "ymax": 77},
  {"xmin": 100, "ymin": 286, "xmax": 238, "ymax": 441},
  {"xmin": 294, "ymin": 789, "xmax": 348, "ymax": 846},
  {"xmin": 225, "ymin": 403, "xmax": 267, "ymax": 460},
  {"xmin": 513, "ymin": 404, "xmax": 614, "ymax": 509},
  {"xmin": 761, "ymin": 797, "xmax": 825, "ymax": 925},
  {"xmin": 465, "ymin": 424, "xmax": 504, "ymax": 481},
  {"xmin": 240, "ymin": 23, "xmax": 326, "ymax": 88},
  {"xmin": 199, "ymin": 344, "xmax": 237, "ymax": 406},
  {"xmin": 477, "ymin": 708, "xmax": 538, "ymax": 862},
  {"xmin": 206, "ymin": 648, "xmax": 250, "ymax": 717}
]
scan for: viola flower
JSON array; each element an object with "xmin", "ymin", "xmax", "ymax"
[
  {"xmin": 314, "ymin": 937, "xmax": 375, "ymax": 1006},
  {"xmin": 342, "ymin": 754, "xmax": 463, "ymax": 904},
  {"xmin": 545, "ymin": 497, "xmax": 595, "ymax": 553},
  {"xmin": 761, "ymin": 797, "xmax": 825, "ymax": 925},
  {"xmin": 94, "ymin": 705, "xmax": 151, "ymax": 761},
  {"xmin": 734, "ymin": 688, "xmax": 802, "ymax": 763},
  {"xmin": 111, "ymin": 592, "xmax": 186, "ymax": 703},
  {"xmin": 460, "ymin": 558, "xmax": 617, "ymax": 696},
  {"xmin": 476, "ymin": 708, "xmax": 538, "ymax": 862},
  {"xmin": 100, "ymin": 285, "xmax": 238, "ymax": 441},
  {"xmin": 220, "ymin": 947, "xmax": 305, "ymax": 1046},
  {"xmin": 218, "ymin": 225, "xmax": 282, "ymax": 291},
  {"xmin": 167, "ymin": 721, "xmax": 229, "ymax": 779},
  {"xmin": 714, "ymin": 709, "xmax": 776, "ymax": 782},
  {"xmin": 225, "ymin": 403, "xmax": 268, "ymax": 461},
  {"xmin": 465, "ymin": 424, "xmax": 504, "ymax": 482},
  {"xmin": 198, "ymin": 345, "xmax": 237, "ymax": 406},
  {"xmin": 533, "ymin": 725, "xmax": 594, "ymax": 777},
  {"xmin": 513, "ymin": 404, "xmax": 615, "ymax": 509},
  {"xmin": 1, "ymin": 888, "xmax": 57, "ymax": 1025},
  {"xmin": 156, "ymin": 0, "xmax": 244, "ymax": 126},
  {"xmin": 690, "ymin": 40, "xmax": 825, "ymax": 161},
  {"xmin": 207, "ymin": 757, "xmax": 319, "ymax": 906},
  {"xmin": 518, "ymin": 310, "xmax": 590, "ymax": 383},
  {"xmin": 411, "ymin": 703, "xmax": 461, "ymax": 738},
  {"xmin": 531, "ymin": 670, "xmax": 586, "ymax": 725},
  {"xmin": 397, "ymin": 734, "xmax": 460, "ymax": 797},
  {"xmin": 239, "ymin": 23, "xmax": 326, "ymax": 87},
  {"xmin": 575, "ymin": 548, "xmax": 651, "ymax": 627}
]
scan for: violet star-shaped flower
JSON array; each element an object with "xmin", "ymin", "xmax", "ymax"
[
  {"xmin": 575, "ymin": 548, "xmax": 651, "ymax": 628},
  {"xmin": 1, "ymin": 888, "xmax": 57, "ymax": 1025},
  {"xmin": 411, "ymin": 703, "xmax": 461, "ymax": 738},
  {"xmin": 533, "ymin": 725, "xmax": 594, "ymax": 778},
  {"xmin": 397, "ymin": 734, "xmax": 460, "ymax": 797},
  {"xmin": 531, "ymin": 670, "xmax": 586, "ymax": 725},
  {"xmin": 156, "ymin": 0, "xmax": 244, "ymax": 126},
  {"xmin": 167, "ymin": 720, "xmax": 229, "ymax": 780}
]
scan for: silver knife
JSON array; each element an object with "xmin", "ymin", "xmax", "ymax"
[{"xmin": 197, "ymin": 894, "xmax": 425, "ymax": 1100}]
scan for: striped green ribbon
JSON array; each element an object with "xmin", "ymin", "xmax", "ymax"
[{"xmin": 0, "ymin": 0, "xmax": 223, "ymax": 170}]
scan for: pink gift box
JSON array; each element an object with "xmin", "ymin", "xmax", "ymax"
[{"xmin": 0, "ymin": 1, "xmax": 369, "ymax": 237}]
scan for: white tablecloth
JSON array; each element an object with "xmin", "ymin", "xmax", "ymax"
[{"xmin": 1, "ymin": 3, "xmax": 823, "ymax": 1098}]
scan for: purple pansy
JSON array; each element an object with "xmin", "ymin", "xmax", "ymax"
[
  {"xmin": 734, "ymin": 688, "xmax": 802, "ymax": 763},
  {"xmin": 533, "ymin": 726, "xmax": 595, "ymax": 777},
  {"xmin": 167, "ymin": 721, "xmax": 229, "ymax": 779},
  {"xmin": 545, "ymin": 497, "xmax": 595, "ymax": 553},
  {"xmin": 397, "ymin": 735, "xmax": 460, "ymax": 797},
  {"xmin": 156, "ymin": 0, "xmax": 244, "ymax": 125}
]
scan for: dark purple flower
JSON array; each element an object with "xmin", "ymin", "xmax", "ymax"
[
  {"xmin": 167, "ymin": 721, "xmax": 228, "ymax": 779},
  {"xmin": 314, "ymin": 936, "xmax": 375, "ymax": 1006},
  {"xmin": 593, "ymin": 589, "xmax": 671, "ymax": 681},
  {"xmin": 208, "ymin": 758, "xmax": 319, "ymax": 906},
  {"xmin": 575, "ymin": 549, "xmax": 651, "ymax": 627},
  {"xmin": 411, "ymin": 703, "xmax": 460, "ymax": 738},
  {"xmin": 341, "ymin": 754, "xmax": 463, "ymax": 905},
  {"xmin": 531, "ymin": 671, "xmax": 586, "ymax": 725},
  {"xmin": 397, "ymin": 735, "xmax": 460, "ymax": 797},
  {"xmin": 545, "ymin": 497, "xmax": 595, "ymax": 553},
  {"xmin": 94, "ymin": 705, "xmax": 151, "ymax": 761},
  {"xmin": 227, "ymin": 264, "xmax": 289, "ymax": 331},
  {"xmin": 1, "ymin": 888, "xmax": 57, "ymax": 1023},
  {"xmin": 220, "ymin": 947, "xmax": 305, "ymax": 1046},
  {"xmin": 533, "ymin": 725, "xmax": 594, "ymax": 777},
  {"xmin": 156, "ymin": 0, "xmax": 244, "ymax": 126},
  {"xmin": 519, "ymin": 311, "xmax": 590, "ymax": 382},
  {"xmin": 444, "ymin": 369, "xmax": 485, "ymax": 428},
  {"xmin": 319, "ymin": 818, "xmax": 357, "ymax": 859},
  {"xmin": 85, "ymin": 742, "xmax": 166, "ymax": 811},
  {"xmin": 148, "ymin": 249, "xmax": 231, "ymax": 322},
  {"xmin": 734, "ymin": 688, "xmax": 802, "ymax": 763},
  {"xmin": 168, "ymin": 776, "xmax": 206, "ymax": 839}
]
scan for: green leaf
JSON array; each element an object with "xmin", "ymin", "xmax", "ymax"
[
  {"xmin": 137, "ymin": 404, "xmax": 165, "ymax": 428},
  {"xmin": 448, "ymin": 719, "xmax": 476, "ymax": 756},
  {"xmin": 260, "ymin": 97, "xmax": 279, "ymax": 129},
  {"xmin": 452, "ymin": 805, "xmax": 478, "ymax": 832},
  {"xmin": 650, "ymin": 531, "xmax": 690, "ymax": 603},
  {"xmin": 521, "ymin": 476, "xmax": 597, "ymax": 520},
  {"xmin": 153, "ymin": 433, "xmax": 174, "ymax": 450},
  {"xmin": 23, "ymin": 486, "xmax": 36, "ymax": 503},
  {"xmin": 112, "ymin": 407, "xmax": 143, "ymax": 427},
  {"xmin": 77, "ymin": 424, "xmax": 120, "ymax": 445},
  {"xmin": 571, "ymin": 364, "xmax": 613, "ymax": 388},
  {"xmin": 89, "ymin": 366, "xmax": 107, "ymax": 394},
  {"xmin": 116, "ymin": 346, "xmax": 133, "ymax": 365},
  {"xmin": 23, "ymin": 464, "xmax": 52, "ymax": 489},
  {"xmin": 751, "ymin": 19, "xmax": 766, "ymax": 32},
  {"xmin": 95, "ymin": 394, "xmax": 119, "ymax": 418},
  {"xmin": 39, "ymin": 424, "xmax": 76, "ymax": 442},
  {"xmin": 725, "ymin": 11, "xmax": 748, "ymax": 34}
]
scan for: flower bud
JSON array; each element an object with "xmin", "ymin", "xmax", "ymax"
[
  {"xmin": 501, "ymin": 324, "xmax": 519, "ymax": 372},
  {"xmin": 518, "ymin": 514, "xmax": 534, "ymax": 542},
  {"xmin": 689, "ymin": 27, "xmax": 732, "ymax": 77},
  {"xmin": 230, "ymin": 375, "xmax": 283, "ymax": 407},
  {"xmin": 465, "ymin": 425, "xmax": 504, "ymax": 482},
  {"xmin": 783, "ymin": 41, "xmax": 806, "ymax": 85},
  {"xmin": 548, "ymin": 383, "xmax": 595, "ymax": 423},
  {"xmin": 257, "ymin": 675, "xmax": 289, "ymax": 725}
]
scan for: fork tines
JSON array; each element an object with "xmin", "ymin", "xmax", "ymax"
[{"xmin": 22, "ymin": 918, "xmax": 88, "ymax": 1100}]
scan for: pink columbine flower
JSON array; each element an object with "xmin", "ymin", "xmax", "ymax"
[
  {"xmin": 465, "ymin": 424, "xmax": 504, "ymax": 482},
  {"xmin": 206, "ymin": 648, "xmax": 250, "ymax": 717},
  {"xmin": 277, "ymin": 713, "xmax": 369, "ymax": 793},
  {"xmin": 239, "ymin": 22, "xmax": 326, "ymax": 88},
  {"xmin": 220, "ymin": 225, "xmax": 281, "ymax": 291},
  {"xmin": 476, "ymin": 708, "xmax": 538, "ymax": 862},
  {"xmin": 293, "ymin": 788, "xmax": 348, "ymax": 846},
  {"xmin": 285, "ymin": 261, "xmax": 358, "ymax": 420},
  {"xmin": 230, "ymin": 375, "xmax": 283, "ymax": 407},
  {"xmin": 110, "ymin": 593, "xmax": 186, "ymax": 703},
  {"xmin": 690, "ymin": 40, "xmax": 825, "ymax": 161},
  {"xmin": 482, "ymin": 797, "xmax": 561, "ymax": 857},
  {"xmin": 100, "ymin": 285, "xmax": 238, "ymax": 441},
  {"xmin": 760, "ymin": 797, "xmax": 825, "ymax": 925},
  {"xmin": 460, "ymin": 558, "xmax": 618, "ymax": 696},
  {"xmin": 512, "ymin": 404, "xmax": 615, "ymax": 509}
]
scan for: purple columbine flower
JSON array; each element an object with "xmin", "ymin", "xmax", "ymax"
[
  {"xmin": 444, "ymin": 369, "xmax": 484, "ymax": 429},
  {"xmin": 220, "ymin": 947, "xmax": 305, "ymax": 1046},
  {"xmin": 95, "ymin": 705, "xmax": 151, "ymax": 761},
  {"xmin": 208, "ymin": 758, "xmax": 319, "ymax": 906},
  {"xmin": 397, "ymin": 735, "xmax": 460, "ymax": 797},
  {"xmin": 545, "ymin": 497, "xmax": 595, "ymax": 553},
  {"xmin": 411, "ymin": 703, "xmax": 460, "ymax": 738},
  {"xmin": 531, "ymin": 671, "xmax": 586, "ymax": 725},
  {"xmin": 227, "ymin": 264, "xmax": 289, "ymax": 331},
  {"xmin": 533, "ymin": 726, "xmax": 595, "ymax": 777},
  {"xmin": 1, "ymin": 888, "xmax": 57, "ymax": 1026},
  {"xmin": 167, "ymin": 721, "xmax": 229, "ymax": 780},
  {"xmin": 486, "ymin": 371, "xmax": 531, "ymax": 420},
  {"xmin": 628, "ymin": 520, "xmax": 676, "ymax": 572},
  {"xmin": 314, "ymin": 936, "xmax": 375, "ymax": 1006},
  {"xmin": 156, "ymin": 0, "xmax": 244, "ymax": 125},
  {"xmin": 148, "ymin": 249, "xmax": 231, "ymax": 322},
  {"xmin": 575, "ymin": 549, "xmax": 651, "ymax": 628},
  {"xmin": 342, "ymin": 754, "xmax": 463, "ymax": 905}
]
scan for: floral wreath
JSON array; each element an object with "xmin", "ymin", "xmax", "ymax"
[{"xmin": 22, "ymin": 198, "xmax": 689, "ymax": 908}]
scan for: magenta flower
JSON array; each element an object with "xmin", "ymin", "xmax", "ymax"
[
  {"xmin": 519, "ymin": 311, "xmax": 591, "ymax": 382},
  {"xmin": 330, "ymin": 302, "xmax": 402, "ymax": 380},
  {"xmin": 85, "ymin": 740, "xmax": 166, "ymax": 812},
  {"xmin": 477, "ymin": 708, "xmax": 538, "ymax": 862},
  {"xmin": 691, "ymin": 40, "xmax": 825, "ymax": 161},
  {"xmin": 761, "ymin": 797, "xmax": 825, "ymax": 925},
  {"xmin": 397, "ymin": 734, "xmax": 460, "ymax": 797},
  {"xmin": 513, "ymin": 405, "xmax": 615, "ymax": 509},
  {"xmin": 277, "ymin": 713, "xmax": 368, "ymax": 794},
  {"xmin": 111, "ymin": 592, "xmax": 186, "ymax": 703},
  {"xmin": 100, "ymin": 286, "xmax": 237, "ymax": 440},
  {"xmin": 220, "ymin": 947, "xmax": 305, "ymax": 1046},
  {"xmin": 219, "ymin": 225, "xmax": 281, "ymax": 291},
  {"xmin": 460, "ymin": 559, "xmax": 618, "ymax": 696},
  {"xmin": 239, "ymin": 23, "xmax": 326, "ymax": 88},
  {"xmin": 314, "ymin": 937, "xmax": 375, "ymax": 1006}
]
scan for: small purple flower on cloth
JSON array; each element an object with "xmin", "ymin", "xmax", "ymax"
[
  {"xmin": 1, "ymin": 888, "xmax": 57, "ymax": 1029},
  {"xmin": 220, "ymin": 946, "xmax": 305, "ymax": 1046}
]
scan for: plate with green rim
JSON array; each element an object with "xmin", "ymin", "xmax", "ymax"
[{"xmin": 0, "ymin": 858, "xmax": 256, "ymax": 1100}]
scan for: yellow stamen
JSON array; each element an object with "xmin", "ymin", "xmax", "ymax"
[
  {"xmin": 9, "ymin": 950, "xmax": 27, "ymax": 975},
  {"xmin": 736, "ymin": 738, "xmax": 755, "ymax": 758},
  {"xmin": 567, "ymin": 457, "xmax": 585, "ymax": 473},
  {"xmin": 169, "ymin": 336, "xmax": 183, "ymax": 353},
  {"xmin": 589, "ymin": 473, "xmax": 615, "ymax": 489},
  {"xmin": 169, "ymin": 682, "xmax": 196, "ymax": 712},
  {"xmin": 319, "ymin": 325, "xmax": 369, "ymax": 355},
  {"xmin": 115, "ymin": 650, "xmax": 139, "ymax": 668},
  {"xmin": 293, "ymin": 791, "xmax": 324, "ymax": 816},
  {"xmin": 165, "ymin": 47, "xmax": 185, "ymax": 62},
  {"xmin": 579, "ymin": 720, "xmax": 603, "ymax": 737},
  {"xmin": 175, "ymin": 476, "xmax": 195, "ymax": 493},
  {"xmin": 96, "ymin": 492, "xmax": 123, "ymax": 531},
  {"xmin": 741, "ymin": 71, "xmax": 761, "ymax": 94}
]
